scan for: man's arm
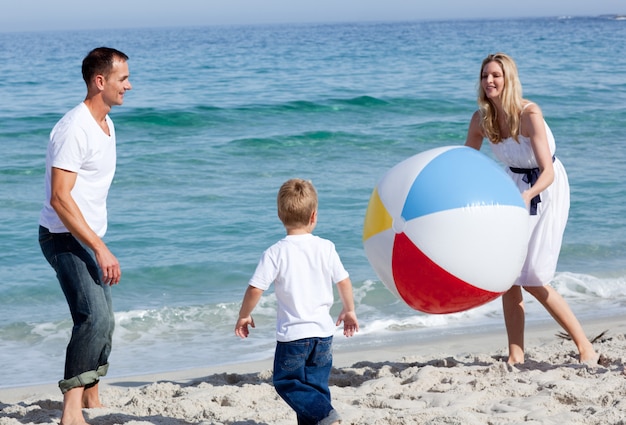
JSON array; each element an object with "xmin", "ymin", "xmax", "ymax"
[{"xmin": 50, "ymin": 167, "xmax": 121, "ymax": 285}]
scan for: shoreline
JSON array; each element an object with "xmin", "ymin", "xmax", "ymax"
[
  {"xmin": 2, "ymin": 315, "xmax": 623, "ymax": 424},
  {"xmin": 1, "ymin": 315, "xmax": 620, "ymax": 400}
]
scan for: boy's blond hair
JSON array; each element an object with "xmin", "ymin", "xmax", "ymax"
[{"xmin": 277, "ymin": 179, "xmax": 318, "ymax": 228}]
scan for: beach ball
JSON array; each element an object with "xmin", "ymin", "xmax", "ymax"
[{"xmin": 363, "ymin": 146, "xmax": 529, "ymax": 314}]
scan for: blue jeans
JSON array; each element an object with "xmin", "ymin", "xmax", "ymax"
[
  {"xmin": 39, "ymin": 226, "xmax": 115, "ymax": 393},
  {"xmin": 273, "ymin": 336, "xmax": 341, "ymax": 425}
]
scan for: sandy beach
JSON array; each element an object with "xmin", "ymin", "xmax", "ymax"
[{"xmin": 1, "ymin": 315, "xmax": 625, "ymax": 425}]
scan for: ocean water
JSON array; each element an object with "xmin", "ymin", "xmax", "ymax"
[{"xmin": 1, "ymin": 16, "xmax": 625, "ymax": 389}]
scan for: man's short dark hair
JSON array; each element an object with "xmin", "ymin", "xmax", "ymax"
[{"xmin": 82, "ymin": 47, "xmax": 129, "ymax": 85}]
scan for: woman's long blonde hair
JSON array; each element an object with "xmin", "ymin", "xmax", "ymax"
[{"xmin": 478, "ymin": 53, "xmax": 524, "ymax": 143}]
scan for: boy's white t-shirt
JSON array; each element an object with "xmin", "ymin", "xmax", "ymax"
[
  {"xmin": 39, "ymin": 102, "xmax": 116, "ymax": 237},
  {"xmin": 249, "ymin": 233, "xmax": 349, "ymax": 342}
]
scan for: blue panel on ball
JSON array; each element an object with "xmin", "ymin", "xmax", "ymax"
[{"xmin": 402, "ymin": 147, "xmax": 525, "ymax": 221}]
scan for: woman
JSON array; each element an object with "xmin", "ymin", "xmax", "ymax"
[{"xmin": 465, "ymin": 53, "xmax": 598, "ymax": 365}]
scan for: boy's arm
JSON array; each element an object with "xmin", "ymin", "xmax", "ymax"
[
  {"xmin": 335, "ymin": 277, "xmax": 359, "ymax": 337},
  {"xmin": 235, "ymin": 285, "xmax": 264, "ymax": 338}
]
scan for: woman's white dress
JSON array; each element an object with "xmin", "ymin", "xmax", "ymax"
[{"xmin": 489, "ymin": 121, "xmax": 569, "ymax": 287}]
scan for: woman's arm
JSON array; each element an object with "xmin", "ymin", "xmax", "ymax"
[
  {"xmin": 465, "ymin": 110, "xmax": 484, "ymax": 150},
  {"xmin": 521, "ymin": 103, "xmax": 555, "ymax": 206}
]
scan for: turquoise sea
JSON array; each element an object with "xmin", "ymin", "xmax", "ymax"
[{"xmin": 1, "ymin": 16, "xmax": 625, "ymax": 388}]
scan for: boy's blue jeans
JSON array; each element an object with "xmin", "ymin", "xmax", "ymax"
[
  {"xmin": 39, "ymin": 226, "xmax": 115, "ymax": 394},
  {"xmin": 273, "ymin": 336, "xmax": 341, "ymax": 425}
]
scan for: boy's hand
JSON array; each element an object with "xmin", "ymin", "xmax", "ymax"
[
  {"xmin": 336, "ymin": 310, "xmax": 359, "ymax": 337},
  {"xmin": 235, "ymin": 316, "xmax": 255, "ymax": 338},
  {"xmin": 235, "ymin": 286, "xmax": 263, "ymax": 338}
]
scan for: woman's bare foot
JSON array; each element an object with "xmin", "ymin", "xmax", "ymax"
[
  {"xmin": 507, "ymin": 344, "xmax": 524, "ymax": 365},
  {"xmin": 579, "ymin": 339, "xmax": 600, "ymax": 366}
]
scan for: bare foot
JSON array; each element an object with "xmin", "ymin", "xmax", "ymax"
[
  {"xmin": 506, "ymin": 343, "xmax": 524, "ymax": 366},
  {"xmin": 82, "ymin": 399, "xmax": 104, "ymax": 409},
  {"xmin": 62, "ymin": 387, "xmax": 90, "ymax": 425},
  {"xmin": 579, "ymin": 345, "xmax": 600, "ymax": 366},
  {"xmin": 82, "ymin": 383, "xmax": 104, "ymax": 408},
  {"xmin": 81, "ymin": 397, "xmax": 104, "ymax": 409},
  {"xmin": 507, "ymin": 355, "xmax": 524, "ymax": 366},
  {"xmin": 60, "ymin": 415, "xmax": 89, "ymax": 425},
  {"xmin": 580, "ymin": 354, "xmax": 608, "ymax": 373}
]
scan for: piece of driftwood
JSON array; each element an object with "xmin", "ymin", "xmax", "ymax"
[{"xmin": 556, "ymin": 329, "xmax": 609, "ymax": 343}]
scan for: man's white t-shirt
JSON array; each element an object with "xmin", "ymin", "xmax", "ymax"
[
  {"xmin": 249, "ymin": 233, "xmax": 349, "ymax": 342},
  {"xmin": 39, "ymin": 102, "xmax": 116, "ymax": 237}
]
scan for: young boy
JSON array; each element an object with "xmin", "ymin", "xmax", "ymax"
[{"xmin": 235, "ymin": 178, "xmax": 359, "ymax": 425}]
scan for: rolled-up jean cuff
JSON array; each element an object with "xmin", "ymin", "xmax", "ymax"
[
  {"xmin": 319, "ymin": 409, "xmax": 342, "ymax": 425},
  {"xmin": 58, "ymin": 363, "xmax": 109, "ymax": 394}
]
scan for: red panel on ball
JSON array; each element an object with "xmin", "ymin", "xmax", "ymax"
[{"xmin": 391, "ymin": 232, "xmax": 503, "ymax": 314}]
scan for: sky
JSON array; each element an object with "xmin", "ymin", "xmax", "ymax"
[{"xmin": 0, "ymin": 0, "xmax": 624, "ymax": 33}]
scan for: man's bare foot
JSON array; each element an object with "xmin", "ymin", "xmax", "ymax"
[
  {"xmin": 60, "ymin": 414, "xmax": 89, "ymax": 425},
  {"xmin": 81, "ymin": 397, "xmax": 103, "ymax": 409},
  {"xmin": 62, "ymin": 387, "xmax": 89, "ymax": 425},
  {"xmin": 82, "ymin": 383, "xmax": 104, "ymax": 408}
]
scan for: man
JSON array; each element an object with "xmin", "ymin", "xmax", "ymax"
[{"xmin": 39, "ymin": 47, "xmax": 131, "ymax": 425}]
